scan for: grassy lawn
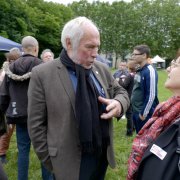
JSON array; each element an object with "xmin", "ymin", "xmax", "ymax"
[{"xmin": 4, "ymin": 69, "xmax": 171, "ymax": 180}]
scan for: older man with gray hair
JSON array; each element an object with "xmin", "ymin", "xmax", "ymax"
[
  {"xmin": 40, "ymin": 49, "xmax": 54, "ymax": 63},
  {"xmin": 28, "ymin": 17, "xmax": 129, "ymax": 180}
]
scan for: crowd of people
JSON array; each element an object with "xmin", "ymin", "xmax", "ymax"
[
  {"xmin": 0, "ymin": 36, "xmax": 55, "ymax": 180},
  {"xmin": 0, "ymin": 16, "xmax": 179, "ymax": 180}
]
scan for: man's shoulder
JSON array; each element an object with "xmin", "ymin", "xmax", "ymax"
[
  {"xmin": 19, "ymin": 54, "xmax": 37, "ymax": 60},
  {"xmin": 14, "ymin": 54, "xmax": 41, "ymax": 65},
  {"xmin": 33, "ymin": 59, "xmax": 61, "ymax": 72},
  {"xmin": 142, "ymin": 64, "xmax": 156, "ymax": 74},
  {"xmin": 95, "ymin": 60, "xmax": 111, "ymax": 70},
  {"xmin": 114, "ymin": 70, "xmax": 120, "ymax": 74}
]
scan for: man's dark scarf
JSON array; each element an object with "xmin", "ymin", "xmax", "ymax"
[{"xmin": 60, "ymin": 49, "xmax": 110, "ymax": 154}]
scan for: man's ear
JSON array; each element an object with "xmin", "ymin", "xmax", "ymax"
[
  {"xmin": 34, "ymin": 46, "xmax": 39, "ymax": 56},
  {"xmin": 66, "ymin": 38, "xmax": 72, "ymax": 50},
  {"xmin": 143, "ymin": 53, "xmax": 147, "ymax": 59}
]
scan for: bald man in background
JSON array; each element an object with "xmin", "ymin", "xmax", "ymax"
[{"xmin": 0, "ymin": 36, "xmax": 53, "ymax": 180}]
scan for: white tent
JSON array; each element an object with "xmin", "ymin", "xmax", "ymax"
[
  {"xmin": 152, "ymin": 55, "xmax": 165, "ymax": 63},
  {"xmin": 152, "ymin": 55, "xmax": 166, "ymax": 69}
]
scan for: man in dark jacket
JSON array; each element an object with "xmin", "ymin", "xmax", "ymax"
[
  {"xmin": 113, "ymin": 61, "xmax": 134, "ymax": 136},
  {"xmin": 0, "ymin": 36, "xmax": 52, "ymax": 180}
]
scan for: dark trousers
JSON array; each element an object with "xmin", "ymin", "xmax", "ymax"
[
  {"xmin": 133, "ymin": 112, "xmax": 153, "ymax": 133},
  {"xmin": 79, "ymin": 149, "xmax": 108, "ymax": 180},
  {"xmin": 125, "ymin": 105, "xmax": 133, "ymax": 134},
  {"xmin": 0, "ymin": 161, "xmax": 7, "ymax": 180},
  {"xmin": 41, "ymin": 163, "xmax": 54, "ymax": 180}
]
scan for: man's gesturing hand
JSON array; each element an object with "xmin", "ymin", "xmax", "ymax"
[{"xmin": 98, "ymin": 96, "xmax": 122, "ymax": 119}]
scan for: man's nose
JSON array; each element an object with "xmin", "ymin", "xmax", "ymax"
[{"xmin": 92, "ymin": 48, "xmax": 98, "ymax": 58}]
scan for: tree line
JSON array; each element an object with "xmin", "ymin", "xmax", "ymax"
[{"xmin": 0, "ymin": 0, "xmax": 179, "ymax": 60}]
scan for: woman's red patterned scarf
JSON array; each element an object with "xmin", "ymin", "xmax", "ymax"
[{"xmin": 127, "ymin": 96, "xmax": 180, "ymax": 180}]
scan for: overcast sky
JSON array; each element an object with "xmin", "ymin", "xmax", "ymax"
[{"xmin": 45, "ymin": 0, "xmax": 132, "ymax": 5}]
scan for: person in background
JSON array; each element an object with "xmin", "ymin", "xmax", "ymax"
[
  {"xmin": 40, "ymin": 49, "xmax": 54, "ymax": 63},
  {"xmin": 113, "ymin": 61, "xmax": 134, "ymax": 136},
  {"xmin": 127, "ymin": 59, "xmax": 140, "ymax": 76},
  {"xmin": 147, "ymin": 57, "xmax": 152, "ymax": 64},
  {"xmin": 0, "ymin": 36, "xmax": 53, "ymax": 180},
  {"xmin": 0, "ymin": 48, "xmax": 22, "ymax": 83},
  {"xmin": 0, "ymin": 47, "xmax": 21, "ymax": 164},
  {"xmin": 131, "ymin": 44, "xmax": 159, "ymax": 133},
  {"xmin": 113, "ymin": 61, "xmax": 129, "ymax": 80},
  {"xmin": 40, "ymin": 48, "xmax": 56, "ymax": 179},
  {"xmin": 127, "ymin": 56, "xmax": 180, "ymax": 180},
  {"xmin": 28, "ymin": 16, "xmax": 129, "ymax": 180},
  {"xmin": 96, "ymin": 54, "xmax": 110, "ymax": 67}
]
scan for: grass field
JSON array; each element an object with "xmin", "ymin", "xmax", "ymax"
[{"xmin": 4, "ymin": 69, "xmax": 172, "ymax": 180}]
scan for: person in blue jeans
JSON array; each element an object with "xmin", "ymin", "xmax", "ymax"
[
  {"xmin": 0, "ymin": 36, "xmax": 53, "ymax": 180},
  {"xmin": 16, "ymin": 124, "xmax": 54, "ymax": 180}
]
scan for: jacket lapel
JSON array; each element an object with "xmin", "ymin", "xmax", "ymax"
[
  {"xmin": 55, "ymin": 58, "xmax": 76, "ymax": 115},
  {"xmin": 92, "ymin": 66, "xmax": 109, "ymax": 98},
  {"xmin": 54, "ymin": 59, "xmax": 109, "ymax": 115}
]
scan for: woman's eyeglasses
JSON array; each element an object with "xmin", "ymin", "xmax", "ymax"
[{"xmin": 170, "ymin": 59, "xmax": 180, "ymax": 69}]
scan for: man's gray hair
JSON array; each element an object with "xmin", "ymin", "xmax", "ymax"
[
  {"xmin": 61, "ymin": 16, "xmax": 99, "ymax": 50},
  {"xmin": 40, "ymin": 49, "xmax": 54, "ymax": 59}
]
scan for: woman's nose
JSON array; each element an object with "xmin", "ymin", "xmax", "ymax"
[{"xmin": 166, "ymin": 66, "xmax": 171, "ymax": 73}]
